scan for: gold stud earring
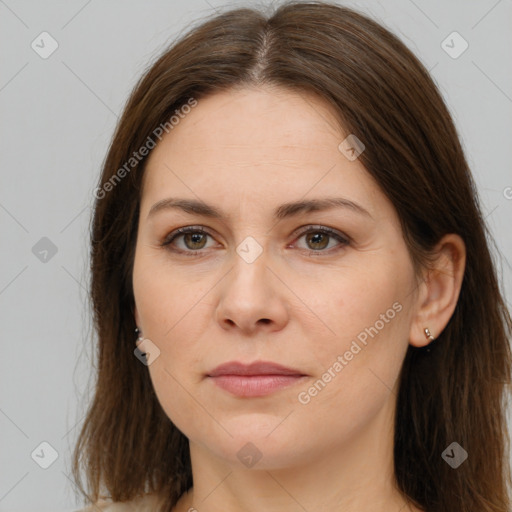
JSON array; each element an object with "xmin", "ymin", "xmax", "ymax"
[{"xmin": 424, "ymin": 327, "xmax": 435, "ymax": 342}]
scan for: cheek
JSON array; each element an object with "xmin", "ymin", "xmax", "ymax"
[
  {"xmin": 133, "ymin": 250, "xmax": 212, "ymax": 342},
  {"xmin": 133, "ymin": 253, "xmax": 217, "ymax": 436},
  {"xmin": 304, "ymin": 258, "xmax": 412, "ymax": 362},
  {"xmin": 148, "ymin": 361, "xmax": 210, "ymax": 439},
  {"xmin": 294, "ymin": 257, "xmax": 414, "ymax": 414}
]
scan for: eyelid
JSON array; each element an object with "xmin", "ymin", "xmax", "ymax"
[
  {"xmin": 161, "ymin": 225, "xmax": 213, "ymax": 245},
  {"xmin": 290, "ymin": 224, "xmax": 351, "ymax": 242}
]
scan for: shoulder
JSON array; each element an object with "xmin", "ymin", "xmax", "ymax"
[{"xmin": 74, "ymin": 493, "xmax": 163, "ymax": 512}]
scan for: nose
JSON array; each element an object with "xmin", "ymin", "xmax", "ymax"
[{"xmin": 215, "ymin": 249, "xmax": 290, "ymax": 335}]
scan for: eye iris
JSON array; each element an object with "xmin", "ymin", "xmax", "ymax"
[
  {"xmin": 306, "ymin": 232, "xmax": 329, "ymax": 250},
  {"xmin": 184, "ymin": 232, "xmax": 207, "ymax": 250}
]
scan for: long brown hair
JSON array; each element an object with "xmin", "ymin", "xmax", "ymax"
[{"xmin": 72, "ymin": 2, "xmax": 512, "ymax": 511}]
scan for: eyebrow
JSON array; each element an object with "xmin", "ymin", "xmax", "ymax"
[{"xmin": 147, "ymin": 197, "xmax": 372, "ymax": 220}]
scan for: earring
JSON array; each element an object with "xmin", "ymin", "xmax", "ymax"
[
  {"xmin": 424, "ymin": 327, "xmax": 435, "ymax": 342},
  {"xmin": 135, "ymin": 327, "xmax": 144, "ymax": 345}
]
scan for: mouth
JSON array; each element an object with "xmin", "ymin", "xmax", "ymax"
[{"xmin": 207, "ymin": 361, "xmax": 308, "ymax": 397}]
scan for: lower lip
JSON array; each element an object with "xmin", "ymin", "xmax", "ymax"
[{"xmin": 209, "ymin": 374, "xmax": 306, "ymax": 397}]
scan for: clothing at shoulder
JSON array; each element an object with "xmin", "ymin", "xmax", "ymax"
[{"xmin": 75, "ymin": 493, "xmax": 163, "ymax": 512}]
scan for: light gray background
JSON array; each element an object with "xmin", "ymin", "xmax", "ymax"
[{"xmin": 1, "ymin": 0, "xmax": 511, "ymax": 511}]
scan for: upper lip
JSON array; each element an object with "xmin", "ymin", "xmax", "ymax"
[{"xmin": 208, "ymin": 361, "xmax": 306, "ymax": 377}]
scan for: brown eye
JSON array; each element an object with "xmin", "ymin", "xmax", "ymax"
[
  {"xmin": 162, "ymin": 225, "xmax": 349, "ymax": 256},
  {"xmin": 305, "ymin": 232, "xmax": 330, "ymax": 250},
  {"xmin": 183, "ymin": 232, "xmax": 208, "ymax": 250},
  {"xmin": 162, "ymin": 227, "xmax": 215, "ymax": 255},
  {"xmin": 294, "ymin": 226, "xmax": 350, "ymax": 253}
]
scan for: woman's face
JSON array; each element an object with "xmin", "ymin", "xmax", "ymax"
[{"xmin": 133, "ymin": 86, "xmax": 421, "ymax": 469}]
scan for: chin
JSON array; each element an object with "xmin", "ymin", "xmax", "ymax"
[{"xmin": 193, "ymin": 418, "xmax": 313, "ymax": 470}]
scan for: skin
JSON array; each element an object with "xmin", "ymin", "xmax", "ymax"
[{"xmin": 132, "ymin": 85, "xmax": 466, "ymax": 512}]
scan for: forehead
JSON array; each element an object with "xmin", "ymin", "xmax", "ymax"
[
  {"xmin": 140, "ymin": 86, "xmax": 383, "ymax": 217},
  {"xmin": 147, "ymin": 86, "xmax": 342, "ymax": 158}
]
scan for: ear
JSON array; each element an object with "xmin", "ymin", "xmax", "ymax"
[{"xmin": 409, "ymin": 234, "xmax": 466, "ymax": 348}]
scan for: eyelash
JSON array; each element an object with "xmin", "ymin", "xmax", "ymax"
[{"xmin": 160, "ymin": 225, "xmax": 350, "ymax": 257}]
